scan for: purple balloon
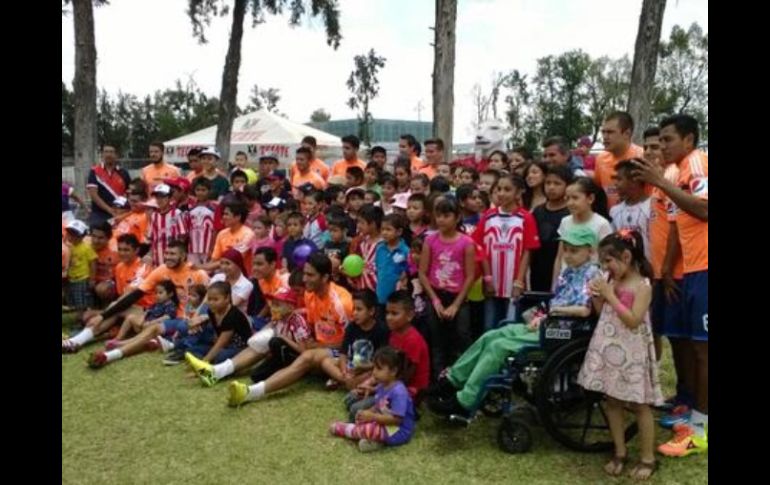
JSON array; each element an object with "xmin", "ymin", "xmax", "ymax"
[{"xmin": 292, "ymin": 243, "xmax": 315, "ymax": 268}]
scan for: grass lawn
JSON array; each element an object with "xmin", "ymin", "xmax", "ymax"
[{"xmin": 62, "ymin": 314, "xmax": 707, "ymax": 485}]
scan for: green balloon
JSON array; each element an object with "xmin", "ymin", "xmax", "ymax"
[{"xmin": 342, "ymin": 254, "xmax": 365, "ymax": 277}]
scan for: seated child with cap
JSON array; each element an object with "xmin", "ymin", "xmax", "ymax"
[
  {"xmin": 186, "ymin": 284, "xmax": 313, "ymax": 387},
  {"xmin": 428, "ymin": 225, "xmax": 601, "ymax": 418}
]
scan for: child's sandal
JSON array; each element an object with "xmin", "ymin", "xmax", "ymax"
[
  {"xmin": 628, "ymin": 460, "xmax": 657, "ymax": 481},
  {"xmin": 603, "ymin": 455, "xmax": 627, "ymax": 477}
]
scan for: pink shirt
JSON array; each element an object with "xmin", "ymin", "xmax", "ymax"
[{"xmin": 425, "ymin": 232, "xmax": 474, "ymax": 294}]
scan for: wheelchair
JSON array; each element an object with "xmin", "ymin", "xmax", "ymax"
[{"xmin": 443, "ymin": 292, "xmax": 638, "ymax": 454}]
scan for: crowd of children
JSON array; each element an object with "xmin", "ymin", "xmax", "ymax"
[{"xmin": 62, "ymin": 112, "xmax": 708, "ymax": 475}]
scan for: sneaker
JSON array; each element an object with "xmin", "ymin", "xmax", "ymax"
[
  {"xmin": 157, "ymin": 336, "xmax": 175, "ymax": 353},
  {"xmin": 62, "ymin": 339, "xmax": 81, "ymax": 354},
  {"xmin": 660, "ymin": 405, "xmax": 691, "ymax": 428},
  {"xmin": 358, "ymin": 439, "xmax": 384, "ymax": 453},
  {"xmin": 657, "ymin": 425, "xmax": 708, "ymax": 457},
  {"xmin": 87, "ymin": 351, "xmax": 107, "ymax": 369},
  {"xmin": 326, "ymin": 379, "xmax": 340, "ymax": 390},
  {"xmin": 198, "ymin": 368, "xmax": 218, "ymax": 387},
  {"xmin": 162, "ymin": 351, "xmax": 185, "ymax": 366},
  {"xmin": 227, "ymin": 381, "xmax": 249, "ymax": 407}
]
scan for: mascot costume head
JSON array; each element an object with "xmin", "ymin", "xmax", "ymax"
[{"xmin": 453, "ymin": 119, "xmax": 509, "ymax": 171}]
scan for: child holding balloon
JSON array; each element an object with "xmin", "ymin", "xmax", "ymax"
[{"xmin": 282, "ymin": 211, "xmax": 318, "ymax": 272}]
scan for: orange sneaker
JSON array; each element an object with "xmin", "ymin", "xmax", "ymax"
[{"xmin": 657, "ymin": 424, "xmax": 708, "ymax": 457}]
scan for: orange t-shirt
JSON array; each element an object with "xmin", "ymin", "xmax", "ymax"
[
  {"xmin": 93, "ymin": 246, "xmax": 119, "ymax": 283},
  {"xmin": 304, "ymin": 282, "xmax": 353, "ymax": 347},
  {"xmin": 139, "ymin": 263, "xmax": 210, "ymax": 316},
  {"xmin": 291, "ymin": 159, "xmax": 330, "ymax": 183},
  {"xmin": 331, "ymin": 159, "xmax": 366, "ymax": 177},
  {"xmin": 211, "ymin": 224, "xmax": 257, "ymax": 276},
  {"xmin": 650, "ymin": 163, "xmax": 684, "ymax": 280},
  {"xmin": 593, "ymin": 144, "xmax": 644, "ymax": 208},
  {"xmin": 292, "ymin": 169, "xmax": 327, "ymax": 190},
  {"xmin": 675, "ymin": 150, "xmax": 708, "ymax": 274},
  {"xmin": 142, "ymin": 162, "xmax": 181, "ymax": 192},
  {"xmin": 114, "ymin": 258, "xmax": 154, "ymax": 308},
  {"xmin": 410, "ymin": 155, "xmax": 425, "ymax": 173},
  {"xmin": 419, "ymin": 164, "xmax": 438, "ymax": 180},
  {"xmin": 109, "ymin": 211, "xmax": 149, "ymax": 251},
  {"xmin": 258, "ymin": 272, "xmax": 290, "ymax": 299}
]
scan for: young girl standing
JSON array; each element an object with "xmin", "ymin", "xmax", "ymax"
[
  {"xmin": 330, "ymin": 346, "xmax": 416, "ymax": 452},
  {"xmin": 578, "ymin": 230, "xmax": 662, "ymax": 480},
  {"xmin": 419, "ymin": 197, "xmax": 476, "ymax": 382},
  {"xmin": 406, "ymin": 193, "xmax": 428, "ymax": 240},
  {"xmin": 551, "ymin": 177, "xmax": 613, "ymax": 290},
  {"xmin": 473, "ymin": 175, "xmax": 540, "ymax": 331},
  {"xmin": 393, "ymin": 158, "xmax": 412, "ymax": 194},
  {"xmin": 522, "ymin": 161, "xmax": 548, "ymax": 210}
]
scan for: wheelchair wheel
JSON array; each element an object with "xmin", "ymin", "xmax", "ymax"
[
  {"xmin": 497, "ymin": 417, "xmax": 532, "ymax": 454},
  {"xmin": 535, "ymin": 338, "xmax": 638, "ymax": 453}
]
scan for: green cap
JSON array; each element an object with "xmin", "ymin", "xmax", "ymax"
[{"xmin": 560, "ymin": 225, "xmax": 598, "ymax": 247}]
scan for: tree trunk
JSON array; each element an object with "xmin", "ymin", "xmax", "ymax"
[
  {"xmin": 627, "ymin": 0, "xmax": 667, "ymax": 143},
  {"xmin": 215, "ymin": 0, "xmax": 247, "ymax": 170},
  {"xmin": 432, "ymin": 0, "xmax": 457, "ymax": 158},
  {"xmin": 72, "ymin": 0, "xmax": 98, "ymax": 207}
]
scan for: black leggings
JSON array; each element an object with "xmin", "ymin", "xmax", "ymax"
[
  {"xmin": 427, "ymin": 289, "xmax": 472, "ymax": 384},
  {"xmin": 250, "ymin": 337, "xmax": 301, "ymax": 383}
]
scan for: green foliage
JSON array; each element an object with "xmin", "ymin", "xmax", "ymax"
[{"xmin": 347, "ymin": 49, "xmax": 386, "ymax": 147}]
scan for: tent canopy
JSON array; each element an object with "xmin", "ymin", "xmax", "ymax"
[{"xmin": 163, "ymin": 109, "xmax": 342, "ymax": 166}]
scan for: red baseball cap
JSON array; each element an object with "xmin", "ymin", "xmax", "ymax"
[
  {"xmin": 164, "ymin": 177, "xmax": 191, "ymax": 193},
  {"xmin": 265, "ymin": 287, "xmax": 299, "ymax": 306}
]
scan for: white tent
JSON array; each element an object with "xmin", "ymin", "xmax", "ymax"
[{"xmin": 163, "ymin": 109, "xmax": 342, "ymax": 168}]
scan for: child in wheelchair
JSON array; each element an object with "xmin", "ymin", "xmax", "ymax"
[{"xmin": 428, "ymin": 225, "xmax": 600, "ymax": 418}]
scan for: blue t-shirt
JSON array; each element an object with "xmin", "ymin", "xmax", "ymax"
[
  {"xmin": 145, "ymin": 299, "xmax": 178, "ymax": 321},
  {"xmin": 374, "ymin": 380, "xmax": 415, "ymax": 446},
  {"xmin": 374, "ymin": 239, "xmax": 410, "ymax": 304},
  {"xmin": 550, "ymin": 261, "xmax": 600, "ymax": 309}
]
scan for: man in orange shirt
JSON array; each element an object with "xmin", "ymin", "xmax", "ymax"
[
  {"xmin": 399, "ymin": 133, "xmax": 424, "ymax": 172},
  {"xmin": 331, "ymin": 135, "xmax": 366, "ymax": 177},
  {"xmin": 419, "ymin": 138, "xmax": 446, "ymax": 180},
  {"xmin": 141, "ymin": 142, "xmax": 182, "ymax": 194},
  {"xmin": 290, "ymin": 136, "xmax": 330, "ymax": 183},
  {"xmin": 632, "ymin": 114, "xmax": 708, "ymax": 456},
  {"xmin": 227, "ymin": 253, "xmax": 353, "ymax": 406},
  {"xmin": 202, "ymin": 200, "xmax": 256, "ymax": 276},
  {"xmin": 62, "ymin": 234, "xmax": 152, "ymax": 353},
  {"xmin": 291, "ymin": 146, "xmax": 327, "ymax": 191},
  {"xmin": 594, "ymin": 111, "xmax": 644, "ymax": 208}
]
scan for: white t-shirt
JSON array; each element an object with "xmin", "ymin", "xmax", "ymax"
[
  {"xmin": 557, "ymin": 213, "xmax": 613, "ymax": 269},
  {"xmin": 211, "ymin": 273, "xmax": 254, "ymax": 315},
  {"xmin": 610, "ymin": 197, "xmax": 652, "ymax": 262}
]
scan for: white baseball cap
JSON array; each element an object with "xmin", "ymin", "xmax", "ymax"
[
  {"xmin": 152, "ymin": 184, "xmax": 172, "ymax": 196},
  {"xmin": 65, "ymin": 219, "xmax": 89, "ymax": 237},
  {"xmin": 200, "ymin": 147, "xmax": 221, "ymax": 158}
]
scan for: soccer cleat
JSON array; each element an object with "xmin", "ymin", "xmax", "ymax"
[
  {"xmin": 659, "ymin": 405, "xmax": 691, "ymax": 428},
  {"xmin": 658, "ymin": 425, "xmax": 708, "ymax": 457},
  {"xmin": 227, "ymin": 381, "xmax": 249, "ymax": 407},
  {"xmin": 157, "ymin": 336, "xmax": 175, "ymax": 353},
  {"xmin": 87, "ymin": 351, "xmax": 107, "ymax": 369},
  {"xmin": 185, "ymin": 352, "xmax": 213, "ymax": 375},
  {"xmin": 325, "ymin": 378, "xmax": 340, "ymax": 391},
  {"xmin": 104, "ymin": 339, "xmax": 122, "ymax": 351},
  {"xmin": 162, "ymin": 351, "xmax": 185, "ymax": 366}
]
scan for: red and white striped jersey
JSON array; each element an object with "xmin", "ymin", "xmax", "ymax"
[
  {"xmin": 472, "ymin": 207, "xmax": 540, "ymax": 298},
  {"xmin": 188, "ymin": 204, "xmax": 216, "ymax": 256},
  {"xmin": 148, "ymin": 208, "xmax": 189, "ymax": 267},
  {"xmin": 348, "ymin": 234, "xmax": 382, "ymax": 292}
]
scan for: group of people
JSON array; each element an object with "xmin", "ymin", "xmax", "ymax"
[{"xmin": 61, "ymin": 110, "xmax": 708, "ymax": 477}]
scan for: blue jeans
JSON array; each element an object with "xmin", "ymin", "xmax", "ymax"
[
  {"xmin": 484, "ymin": 297, "xmax": 512, "ymax": 331},
  {"xmin": 169, "ymin": 322, "xmax": 242, "ymax": 364}
]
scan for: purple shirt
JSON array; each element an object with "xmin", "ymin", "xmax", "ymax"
[
  {"xmin": 425, "ymin": 232, "xmax": 474, "ymax": 294},
  {"xmin": 374, "ymin": 381, "xmax": 415, "ymax": 446}
]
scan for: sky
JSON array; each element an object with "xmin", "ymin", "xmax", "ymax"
[{"xmin": 62, "ymin": 0, "xmax": 708, "ymax": 143}]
